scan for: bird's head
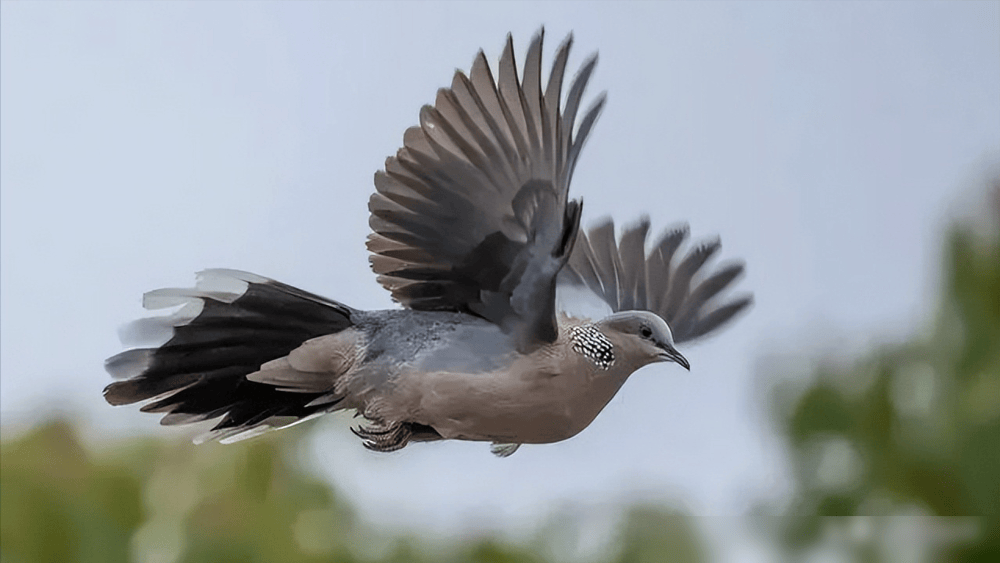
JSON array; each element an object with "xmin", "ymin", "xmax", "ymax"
[{"xmin": 596, "ymin": 311, "xmax": 689, "ymax": 371}]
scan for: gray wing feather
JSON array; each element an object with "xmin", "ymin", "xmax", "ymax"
[
  {"xmin": 661, "ymin": 239, "xmax": 720, "ymax": 324},
  {"xmin": 498, "ymin": 35, "xmax": 531, "ymax": 157},
  {"xmin": 646, "ymin": 226, "xmax": 689, "ymax": 314},
  {"xmin": 616, "ymin": 218, "xmax": 650, "ymax": 311},
  {"xmin": 561, "ymin": 220, "xmax": 752, "ymax": 344},
  {"xmin": 670, "ymin": 262, "xmax": 747, "ymax": 340},
  {"xmin": 520, "ymin": 34, "xmax": 544, "ymax": 157},
  {"xmin": 567, "ymin": 95, "xmax": 606, "ymax": 185},
  {"xmin": 368, "ymin": 29, "xmax": 604, "ymax": 349},
  {"xmin": 586, "ymin": 220, "xmax": 623, "ymax": 308},
  {"xmin": 542, "ymin": 38, "xmax": 569, "ymax": 167}
]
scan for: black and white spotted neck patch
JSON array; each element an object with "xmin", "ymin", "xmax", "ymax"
[{"xmin": 570, "ymin": 324, "xmax": 615, "ymax": 369}]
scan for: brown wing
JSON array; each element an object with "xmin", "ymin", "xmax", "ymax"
[{"xmin": 367, "ymin": 30, "xmax": 605, "ymax": 348}]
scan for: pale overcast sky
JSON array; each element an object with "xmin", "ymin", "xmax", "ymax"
[{"xmin": 2, "ymin": 0, "xmax": 998, "ymax": 537}]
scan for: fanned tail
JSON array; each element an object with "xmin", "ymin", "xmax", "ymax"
[{"xmin": 104, "ymin": 269, "xmax": 355, "ymax": 443}]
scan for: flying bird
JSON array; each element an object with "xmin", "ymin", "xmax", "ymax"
[{"xmin": 104, "ymin": 30, "xmax": 752, "ymax": 456}]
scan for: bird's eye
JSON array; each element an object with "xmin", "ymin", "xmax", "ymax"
[{"xmin": 640, "ymin": 326, "xmax": 652, "ymax": 339}]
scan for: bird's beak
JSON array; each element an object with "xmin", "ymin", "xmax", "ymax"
[{"xmin": 657, "ymin": 346, "xmax": 690, "ymax": 371}]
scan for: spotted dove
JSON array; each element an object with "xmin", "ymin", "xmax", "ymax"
[{"xmin": 104, "ymin": 30, "xmax": 752, "ymax": 456}]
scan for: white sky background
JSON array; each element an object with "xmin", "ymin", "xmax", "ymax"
[{"xmin": 2, "ymin": 0, "xmax": 999, "ymax": 540}]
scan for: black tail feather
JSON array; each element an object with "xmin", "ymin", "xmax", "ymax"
[{"xmin": 104, "ymin": 270, "xmax": 355, "ymax": 442}]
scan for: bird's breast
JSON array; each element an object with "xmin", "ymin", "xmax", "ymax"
[{"xmin": 386, "ymin": 340, "xmax": 631, "ymax": 444}]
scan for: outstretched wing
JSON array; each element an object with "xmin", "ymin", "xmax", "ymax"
[
  {"xmin": 367, "ymin": 30, "xmax": 605, "ymax": 349},
  {"xmin": 561, "ymin": 218, "xmax": 752, "ymax": 344}
]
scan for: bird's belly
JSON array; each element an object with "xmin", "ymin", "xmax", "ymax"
[{"xmin": 404, "ymin": 369, "xmax": 603, "ymax": 444}]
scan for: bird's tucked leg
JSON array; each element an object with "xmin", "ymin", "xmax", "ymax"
[
  {"xmin": 490, "ymin": 442, "xmax": 522, "ymax": 457},
  {"xmin": 351, "ymin": 419, "xmax": 410, "ymax": 452},
  {"xmin": 351, "ymin": 418, "xmax": 443, "ymax": 452}
]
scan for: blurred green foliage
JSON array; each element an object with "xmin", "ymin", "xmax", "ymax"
[
  {"xmin": 1, "ymin": 423, "xmax": 357, "ymax": 563},
  {"xmin": 1, "ymin": 420, "xmax": 706, "ymax": 563},
  {"xmin": 611, "ymin": 506, "xmax": 708, "ymax": 563},
  {"xmin": 1, "ymin": 422, "xmax": 143, "ymax": 563},
  {"xmin": 766, "ymin": 186, "xmax": 1000, "ymax": 561}
]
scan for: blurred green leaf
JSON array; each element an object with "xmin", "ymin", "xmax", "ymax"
[
  {"xmin": 766, "ymin": 182, "xmax": 1000, "ymax": 561},
  {"xmin": 613, "ymin": 506, "xmax": 707, "ymax": 563}
]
